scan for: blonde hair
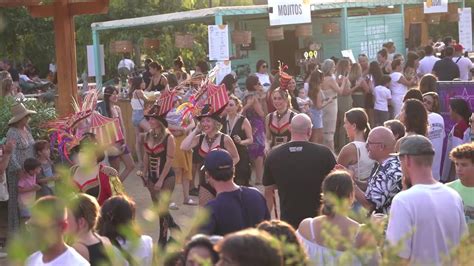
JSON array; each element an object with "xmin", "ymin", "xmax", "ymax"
[
  {"xmin": 70, "ymin": 193, "xmax": 100, "ymax": 230},
  {"xmin": 336, "ymin": 59, "xmax": 351, "ymax": 76},
  {"xmin": 348, "ymin": 63, "xmax": 362, "ymax": 84}
]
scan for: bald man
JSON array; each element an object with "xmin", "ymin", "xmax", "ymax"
[
  {"xmin": 263, "ymin": 114, "xmax": 336, "ymax": 228},
  {"xmin": 354, "ymin": 126, "xmax": 402, "ymax": 214}
]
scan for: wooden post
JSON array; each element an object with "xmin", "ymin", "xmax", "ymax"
[
  {"xmin": 3, "ymin": 0, "xmax": 110, "ymax": 116},
  {"xmin": 53, "ymin": 0, "xmax": 78, "ymax": 116}
]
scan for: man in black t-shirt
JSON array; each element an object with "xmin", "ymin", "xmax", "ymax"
[
  {"xmin": 263, "ymin": 114, "xmax": 336, "ymax": 229},
  {"xmin": 200, "ymin": 149, "xmax": 269, "ymax": 236},
  {"xmin": 432, "ymin": 46, "xmax": 460, "ymax": 81}
]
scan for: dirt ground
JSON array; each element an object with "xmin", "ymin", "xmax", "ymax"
[{"xmin": 0, "ymin": 168, "xmax": 268, "ymax": 265}]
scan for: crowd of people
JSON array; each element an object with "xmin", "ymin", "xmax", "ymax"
[{"xmin": 0, "ymin": 36, "xmax": 473, "ymax": 265}]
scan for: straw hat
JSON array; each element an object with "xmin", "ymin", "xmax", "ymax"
[{"xmin": 8, "ymin": 103, "xmax": 36, "ymax": 125}]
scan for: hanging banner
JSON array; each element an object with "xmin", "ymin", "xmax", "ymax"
[
  {"xmin": 424, "ymin": 0, "xmax": 448, "ymax": 14},
  {"xmin": 459, "ymin": 8, "xmax": 472, "ymax": 52},
  {"xmin": 438, "ymin": 82, "xmax": 474, "ymax": 135},
  {"xmin": 87, "ymin": 45, "xmax": 105, "ymax": 77},
  {"xmin": 268, "ymin": 0, "xmax": 312, "ymax": 26},
  {"xmin": 208, "ymin": 25, "xmax": 229, "ymax": 61},
  {"xmin": 216, "ymin": 61, "xmax": 232, "ymax": 85}
]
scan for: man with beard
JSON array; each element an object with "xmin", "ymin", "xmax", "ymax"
[
  {"xmin": 353, "ymin": 127, "xmax": 402, "ymax": 214},
  {"xmin": 386, "ymin": 135, "xmax": 467, "ymax": 265}
]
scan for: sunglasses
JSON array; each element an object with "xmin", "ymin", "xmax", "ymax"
[{"xmin": 261, "ymin": 65, "xmax": 267, "ymax": 68}]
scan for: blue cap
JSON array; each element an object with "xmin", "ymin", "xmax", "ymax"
[{"xmin": 202, "ymin": 149, "xmax": 233, "ymax": 172}]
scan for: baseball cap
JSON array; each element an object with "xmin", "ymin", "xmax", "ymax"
[
  {"xmin": 453, "ymin": 44, "xmax": 464, "ymax": 52},
  {"xmin": 201, "ymin": 149, "xmax": 233, "ymax": 172},
  {"xmin": 391, "ymin": 135, "xmax": 435, "ymax": 156}
]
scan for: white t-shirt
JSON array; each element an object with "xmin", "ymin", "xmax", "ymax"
[
  {"xmin": 26, "ymin": 246, "xmax": 90, "ymax": 266},
  {"xmin": 117, "ymin": 59, "xmax": 135, "ymax": 71},
  {"xmin": 386, "ymin": 183, "xmax": 467, "ymax": 266},
  {"xmin": 427, "ymin": 113, "xmax": 445, "ymax": 181},
  {"xmin": 373, "ymin": 85, "xmax": 391, "ymax": 111},
  {"xmin": 117, "ymin": 235, "xmax": 153, "ymax": 266},
  {"xmin": 389, "ymin": 72, "xmax": 407, "ymax": 96},
  {"xmin": 417, "ymin": 55, "xmax": 440, "ymax": 76},
  {"xmin": 254, "ymin": 72, "xmax": 272, "ymax": 92},
  {"xmin": 452, "ymin": 56, "xmax": 473, "ymax": 81}
]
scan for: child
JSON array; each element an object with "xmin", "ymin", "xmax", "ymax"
[
  {"xmin": 34, "ymin": 140, "xmax": 57, "ymax": 197},
  {"xmin": 18, "ymin": 158, "xmax": 42, "ymax": 220},
  {"xmin": 373, "ymin": 75, "xmax": 392, "ymax": 126},
  {"xmin": 296, "ymin": 88, "xmax": 312, "ymax": 114}
]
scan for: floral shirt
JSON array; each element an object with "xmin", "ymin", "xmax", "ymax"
[{"xmin": 365, "ymin": 156, "xmax": 402, "ymax": 214}]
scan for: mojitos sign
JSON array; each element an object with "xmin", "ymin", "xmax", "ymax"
[{"xmin": 268, "ymin": 0, "xmax": 312, "ymax": 26}]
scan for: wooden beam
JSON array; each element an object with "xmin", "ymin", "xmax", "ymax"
[
  {"xmin": 28, "ymin": 4, "xmax": 54, "ymax": 17},
  {"xmin": 70, "ymin": 0, "xmax": 109, "ymax": 16},
  {"xmin": 53, "ymin": 0, "xmax": 78, "ymax": 115}
]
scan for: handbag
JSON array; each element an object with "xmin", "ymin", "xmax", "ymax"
[{"xmin": 0, "ymin": 173, "xmax": 9, "ymax": 201}]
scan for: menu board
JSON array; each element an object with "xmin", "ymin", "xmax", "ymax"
[
  {"xmin": 459, "ymin": 8, "xmax": 472, "ymax": 51},
  {"xmin": 216, "ymin": 61, "xmax": 232, "ymax": 85},
  {"xmin": 208, "ymin": 25, "xmax": 229, "ymax": 61}
]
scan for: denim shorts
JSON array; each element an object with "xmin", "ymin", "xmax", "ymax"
[
  {"xmin": 132, "ymin": 109, "xmax": 145, "ymax": 127},
  {"xmin": 308, "ymin": 107, "xmax": 323, "ymax": 129}
]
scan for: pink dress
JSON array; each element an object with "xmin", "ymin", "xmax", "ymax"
[{"xmin": 18, "ymin": 173, "xmax": 37, "ymax": 216}]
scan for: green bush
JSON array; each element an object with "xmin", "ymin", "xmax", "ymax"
[{"xmin": 0, "ymin": 97, "xmax": 57, "ymax": 140}]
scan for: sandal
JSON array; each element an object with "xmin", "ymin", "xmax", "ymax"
[{"xmin": 183, "ymin": 198, "xmax": 197, "ymax": 206}]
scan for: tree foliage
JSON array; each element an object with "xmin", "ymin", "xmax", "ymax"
[{"xmin": 0, "ymin": 0, "xmax": 253, "ymax": 81}]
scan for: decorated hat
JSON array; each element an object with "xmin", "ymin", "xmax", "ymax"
[
  {"xmin": 194, "ymin": 83, "xmax": 229, "ymax": 121},
  {"xmin": 8, "ymin": 103, "xmax": 36, "ymax": 125},
  {"xmin": 278, "ymin": 61, "xmax": 292, "ymax": 90},
  {"xmin": 144, "ymin": 88, "xmax": 177, "ymax": 127}
]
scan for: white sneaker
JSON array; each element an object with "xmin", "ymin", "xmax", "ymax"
[
  {"xmin": 169, "ymin": 202, "xmax": 179, "ymax": 210},
  {"xmin": 0, "ymin": 252, "xmax": 7, "ymax": 259}
]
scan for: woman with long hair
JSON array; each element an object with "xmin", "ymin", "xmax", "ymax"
[
  {"xmin": 337, "ymin": 108, "xmax": 375, "ymax": 191},
  {"xmin": 335, "ymin": 59, "xmax": 353, "ymax": 151},
  {"xmin": 377, "ymin": 48, "xmax": 391, "ymax": 74},
  {"xmin": 100, "ymin": 86, "xmax": 134, "ymax": 181},
  {"xmin": 399, "ymin": 99, "xmax": 429, "ymax": 137},
  {"xmin": 366, "ymin": 61, "xmax": 384, "ymax": 125},
  {"xmin": 442, "ymin": 98, "xmax": 472, "ymax": 182},
  {"xmin": 173, "ymin": 56, "xmax": 188, "ymax": 83},
  {"xmin": 265, "ymin": 88, "xmax": 297, "ymax": 154},
  {"xmin": 71, "ymin": 134, "xmax": 124, "ymax": 206},
  {"xmin": 423, "ymin": 92, "xmax": 445, "ymax": 181},
  {"xmin": 349, "ymin": 63, "xmax": 370, "ymax": 108},
  {"xmin": 296, "ymin": 171, "xmax": 378, "ymax": 265},
  {"xmin": 67, "ymin": 193, "xmax": 116, "ymax": 265},
  {"xmin": 222, "ymin": 95, "xmax": 253, "ymax": 186},
  {"xmin": 243, "ymin": 75, "xmax": 266, "ymax": 185},
  {"xmin": 404, "ymin": 52, "xmax": 420, "ymax": 87},
  {"xmin": 97, "ymin": 196, "xmax": 153, "ymax": 266},
  {"xmin": 418, "ymin": 74, "xmax": 438, "ymax": 94},
  {"xmin": 321, "ymin": 59, "xmax": 346, "ymax": 152},
  {"xmin": 142, "ymin": 104, "xmax": 179, "ymax": 245},
  {"xmin": 180, "ymin": 105, "xmax": 239, "ymax": 205},
  {"xmin": 307, "ymin": 70, "xmax": 325, "ymax": 144},
  {"xmin": 146, "ymin": 62, "xmax": 168, "ymax": 92},
  {"xmin": 6, "ymin": 103, "xmax": 36, "ymax": 232},
  {"xmin": 220, "ymin": 73, "xmax": 237, "ymax": 96},
  {"xmin": 389, "ymin": 59, "xmax": 417, "ymax": 118},
  {"xmin": 166, "ymin": 96, "xmax": 196, "ymax": 206},
  {"xmin": 129, "ymin": 76, "xmax": 150, "ymax": 168},
  {"xmin": 255, "ymin": 59, "xmax": 274, "ymax": 93}
]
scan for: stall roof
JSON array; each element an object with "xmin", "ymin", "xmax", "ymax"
[{"xmin": 91, "ymin": 0, "xmax": 463, "ymax": 31}]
